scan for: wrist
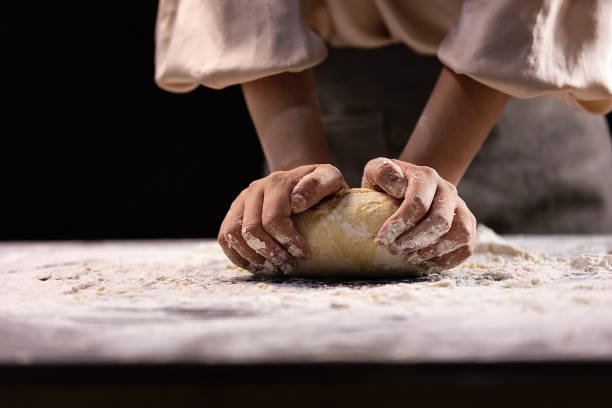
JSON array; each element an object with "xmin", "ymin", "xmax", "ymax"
[
  {"xmin": 242, "ymin": 70, "xmax": 332, "ymax": 172},
  {"xmin": 259, "ymin": 105, "xmax": 332, "ymax": 172},
  {"xmin": 398, "ymin": 67, "xmax": 508, "ymax": 184}
]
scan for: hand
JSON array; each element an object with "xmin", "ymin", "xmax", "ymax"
[
  {"xmin": 218, "ymin": 164, "xmax": 348, "ymax": 274},
  {"xmin": 362, "ymin": 157, "xmax": 477, "ymax": 269}
]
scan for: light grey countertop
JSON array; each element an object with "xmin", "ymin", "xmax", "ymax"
[{"xmin": 1, "ymin": 231, "xmax": 611, "ymax": 365}]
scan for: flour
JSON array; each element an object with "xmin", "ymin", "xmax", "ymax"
[
  {"xmin": 395, "ymin": 221, "xmax": 448, "ymax": 251},
  {"xmin": 243, "ymin": 232, "xmax": 267, "ymax": 251},
  {"xmin": 242, "ymin": 230, "xmax": 292, "ymax": 274},
  {"xmin": 475, "ymin": 225, "xmax": 538, "ymax": 259},
  {"xmin": 276, "ymin": 237, "xmax": 305, "ymax": 259},
  {"xmin": 571, "ymin": 254, "xmax": 612, "ymax": 273},
  {"xmin": 1, "ymin": 229, "xmax": 611, "ymax": 364},
  {"xmin": 376, "ymin": 217, "xmax": 410, "ymax": 246},
  {"xmin": 339, "ymin": 221, "xmax": 371, "ymax": 241}
]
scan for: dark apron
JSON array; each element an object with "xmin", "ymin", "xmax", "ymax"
[{"xmin": 312, "ymin": 45, "xmax": 612, "ymax": 233}]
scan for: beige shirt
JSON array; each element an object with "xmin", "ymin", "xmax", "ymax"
[{"xmin": 155, "ymin": 0, "xmax": 612, "ymax": 114}]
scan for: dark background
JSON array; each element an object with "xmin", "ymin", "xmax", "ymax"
[
  {"xmin": 2, "ymin": 1, "xmax": 263, "ymax": 240},
  {"xmin": 2, "ymin": 2, "xmax": 611, "ymax": 240}
]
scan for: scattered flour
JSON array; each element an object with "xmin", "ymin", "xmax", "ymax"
[
  {"xmin": 0, "ymin": 227, "xmax": 611, "ymax": 364},
  {"xmin": 571, "ymin": 254, "xmax": 612, "ymax": 273}
]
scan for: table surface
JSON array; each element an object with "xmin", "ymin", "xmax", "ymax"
[{"xmin": 1, "ymin": 230, "xmax": 611, "ymax": 365}]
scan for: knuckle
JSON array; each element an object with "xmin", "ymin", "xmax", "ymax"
[
  {"xmin": 292, "ymin": 164, "xmax": 315, "ymax": 174},
  {"xmin": 364, "ymin": 157, "xmax": 385, "ymax": 172},
  {"xmin": 420, "ymin": 166, "xmax": 438, "ymax": 179},
  {"xmin": 241, "ymin": 221, "xmax": 262, "ymax": 237},
  {"xmin": 267, "ymin": 172, "xmax": 282, "ymax": 183},
  {"xmin": 411, "ymin": 196, "xmax": 429, "ymax": 215},
  {"xmin": 225, "ymin": 219, "xmax": 242, "ymax": 234},
  {"xmin": 322, "ymin": 164, "xmax": 342, "ymax": 178},
  {"xmin": 463, "ymin": 217, "xmax": 475, "ymax": 234},
  {"xmin": 248, "ymin": 180, "xmax": 260, "ymax": 190},
  {"xmin": 228, "ymin": 220, "xmax": 242, "ymax": 234},
  {"xmin": 267, "ymin": 171, "xmax": 289, "ymax": 186},
  {"xmin": 366, "ymin": 157, "xmax": 385, "ymax": 166},
  {"xmin": 217, "ymin": 232, "xmax": 226, "ymax": 246},
  {"xmin": 431, "ymin": 213, "xmax": 452, "ymax": 231},
  {"xmin": 299, "ymin": 175, "xmax": 321, "ymax": 192},
  {"xmin": 456, "ymin": 220, "xmax": 475, "ymax": 243},
  {"xmin": 261, "ymin": 213, "xmax": 283, "ymax": 231},
  {"xmin": 445, "ymin": 181, "xmax": 458, "ymax": 194},
  {"xmin": 229, "ymin": 192, "xmax": 247, "ymax": 210}
]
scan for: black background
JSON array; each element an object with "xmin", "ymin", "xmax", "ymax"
[
  {"xmin": 2, "ymin": 2, "xmax": 611, "ymax": 240},
  {"xmin": 3, "ymin": 1, "xmax": 263, "ymax": 240}
]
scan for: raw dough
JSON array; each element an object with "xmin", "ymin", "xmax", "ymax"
[{"xmin": 292, "ymin": 188, "xmax": 430, "ymax": 277}]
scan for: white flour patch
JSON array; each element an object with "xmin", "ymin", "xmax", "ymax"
[
  {"xmin": 1, "ymin": 227, "xmax": 611, "ymax": 364},
  {"xmin": 571, "ymin": 254, "xmax": 612, "ymax": 273},
  {"xmin": 339, "ymin": 221, "xmax": 371, "ymax": 241}
]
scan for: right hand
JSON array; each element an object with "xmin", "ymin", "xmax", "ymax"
[
  {"xmin": 218, "ymin": 164, "xmax": 348, "ymax": 274},
  {"xmin": 361, "ymin": 157, "xmax": 477, "ymax": 270}
]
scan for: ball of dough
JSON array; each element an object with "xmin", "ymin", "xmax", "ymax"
[{"xmin": 292, "ymin": 188, "xmax": 430, "ymax": 277}]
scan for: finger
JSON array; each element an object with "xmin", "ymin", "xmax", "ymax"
[
  {"xmin": 262, "ymin": 174, "xmax": 311, "ymax": 259},
  {"xmin": 393, "ymin": 181, "xmax": 456, "ymax": 252},
  {"xmin": 412, "ymin": 204, "xmax": 477, "ymax": 262},
  {"xmin": 225, "ymin": 230, "xmax": 278, "ymax": 274},
  {"xmin": 217, "ymin": 236, "xmax": 251, "ymax": 270},
  {"xmin": 458, "ymin": 196, "xmax": 478, "ymax": 233},
  {"xmin": 426, "ymin": 245, "xmax": 474, "ymax": 270},
  {"xmin": 361, "ymin": 158, "xmax": 407, "ymax": 198},
  {"xmin": 376, "ymin": 169, "xmax": 437, "ymax": 246},
  {"xmin": 290, "ymin": 164, "xmax": 348, "ymax": 213},
  {"xmin": 242, "ymin": 182, "xmax": 296, "ymax": 274},
  {"xmin": 219, "ymin": 192, "xmax": 270, "ymax": 271}
]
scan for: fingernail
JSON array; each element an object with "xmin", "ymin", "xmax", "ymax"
[
  {"xmin": 381, "ymin": 159, "xmax": 406, "ymax": 197},
  {"xmin": 290, "ymin": 193, "xmax": 307, "ymax": 213},
  {"xmin": 388, "ymin": 179, "xmax": 407, "ymax": 197}
]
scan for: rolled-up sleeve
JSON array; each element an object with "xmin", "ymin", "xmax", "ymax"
[
  {"xmin": 438, "ymin": 0, "xmax": 612, "ymax": 114},
  {"xmin": 155, "ymin": 0, "xmax": 328, "ymax": 92}
]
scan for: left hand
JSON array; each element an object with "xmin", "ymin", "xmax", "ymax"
[
  {"xmin": 362, "ymin": 157, "xmax": 477, "ymax": 269},
  {"xmin": 218, "ymin": 164, "xmax": 348, "ymax": 274}
]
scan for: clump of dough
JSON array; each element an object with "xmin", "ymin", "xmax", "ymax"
[{"xmin": 292, "ymin": 188, "xmax": 432, "ymax": 277}]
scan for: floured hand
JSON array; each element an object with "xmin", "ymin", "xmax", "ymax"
[
  {"xmin": 362, "ymin": 157, "xmax": 477, "ymax": 269},
  {"xmin": 218, "ymin": 164, "xmax": 348, "ymax": 274}
]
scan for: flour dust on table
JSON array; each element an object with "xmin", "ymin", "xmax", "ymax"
[{"xmin": 0, "ymin": 227, "xmax": 611, "ymax": 364}]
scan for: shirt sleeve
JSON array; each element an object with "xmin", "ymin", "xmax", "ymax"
[
  {"xmin": 437, "ymin": 0, "xmax": 612, "ymax": 114},
  {"xmin": 155, "ymin": 0, "xmax": 328, "ymax": 92}
]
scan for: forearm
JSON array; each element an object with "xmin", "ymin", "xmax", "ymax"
[
  {"xmin": 241, "ymin": 70, "xmax": 332, "ymax": 172},
  {"xmin": 399, "ymin": 66, "xmax": 509, "ymax": 185}
]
